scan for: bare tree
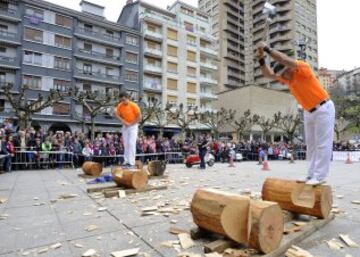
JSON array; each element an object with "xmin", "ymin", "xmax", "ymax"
[
  {"xmin": 1, "ymin": 84, "xmax": 64, "ymax": 130},
  {"xmin": 253, "ymin": 114, "xmax": 276, "ymax": 141},
  {"xmin": 201, "ymin": 108, "xmax": 235, "ymax": 139},
  {"xmin": 165, "ymin": 103, "xmax": 199, "ymax": 140},
  {"xmin": 226, "ymin": 109, "xmax": 256, "ymax": 140},
  {"xmin": 153, "ymin": 105, "xmax": 167, "ymax": 139},
  {"xmin": 137, "ymin": 97, "xmax": 161, "ymax": 136},
  {"xmin": 71, "ymin": 88, "xmax": 119, "ymax": 141},
  {"xmin": 273, "ymin": 112, "xmax": 301, "ymax": 143}
]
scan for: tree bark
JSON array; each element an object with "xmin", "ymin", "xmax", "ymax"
[
  {"xmin": 90, "ymin": 115, "xmax": 96, "ymax": 141},
  {"xmin": 112, "ymin": 167, "xmax": 148, "ymax": 190},
  {"xmin": 262, "ymin": 178, "xmax": 333, "ymax": 219}
]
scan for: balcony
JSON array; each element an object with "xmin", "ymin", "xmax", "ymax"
[
  {"xmin": 200, "ymin": 107, "xmax": 217, "ymax": 113},
  {"xmin": 144, "ymin": 47, "xmax": 162, "ymax": 58},
  {"xmin": 226, "ymin": 79, "xmax": 241, "ymax": 88},
  {"xmin": 0, "ymin": 30, "xmax": 21, "ymax": 45},
  {"xmin": 74, "ymin": 69, "xmax": 122, "ymax": 85},
  {"xmin": 200, "ymin": 76, "xmax": 218, "ymax": 85},
  {"xmin": 200, "ymin": 62, "xmax": 218, "ymax": 70},
  {"xmin": 75, "ymin": 27, "xmax": 123, "ymax": 47},
  {"xmin": 198, "ymin": 31, "xmax": 215, "ymax": 42},
  {"xmin": 200, "ymin": 47, "xmax": 218, "ymax": 57},
  {"xmin": 75, "ymin": 49, "xmax": 122, "ymax": 66},
  {"xmin": 0, "ymin": 55, "xmax": 19, "ymax": 69},
  {"xmin": 144, "ymin": 29, "xmax": 163, "ymax": 41},
  {"xmin": 143, "ymin": 82, "xmax": 162, "ymax": 93},
  {"xmin": 144, "ymin": 64, "xmax": 162, "ymax": 74},
  {"xmin": 200, "ymin": 91, "xmax": 218, "ymax": 100},
  {"xmin": 270, "ymin": 33, "xmax": 293, "ymax": 43},
  {"xmin": 0, "ymin": 7, "xmax": 21, "ymax": 22}
]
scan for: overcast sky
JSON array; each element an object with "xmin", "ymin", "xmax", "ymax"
[{"xmin": 46, "ymin": 0, "xmax": 360, "ymax": 71}]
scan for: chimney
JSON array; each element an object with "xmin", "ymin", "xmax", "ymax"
[{"xmin": 80, "ymin": 0, "xmax": 105, "ymax": 17}]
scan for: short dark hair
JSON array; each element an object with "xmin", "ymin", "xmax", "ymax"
[{"xmin": 119, "ymin": 91, "xmax": 129, "ymax": 98}]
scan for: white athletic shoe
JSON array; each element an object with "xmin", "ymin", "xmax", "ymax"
[
  {"xmin": 297, "ymin": 176, "xmax": 312, "ymax": 183},
  {"xmin": 305, "ymin": 178, "xmax": 326, "ymax": 186}
]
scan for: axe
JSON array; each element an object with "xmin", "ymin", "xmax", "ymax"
[{"xmin": 262, "ymin": 2, "xmax": 277, "ymax": 42}]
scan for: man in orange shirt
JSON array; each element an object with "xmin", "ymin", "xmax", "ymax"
[
  {"xmin": 256, "ymin": 42, "xmax": 335, "ymax": 185},
  {"xmin": 115, "ymin": 91, "xmax": 142, "ymax": 167}
]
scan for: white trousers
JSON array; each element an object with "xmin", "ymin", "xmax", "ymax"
[
  {"xmin": 122, "ymin": 124, "xmax": 138, "ymax": 165},
  {"xmin": 304, "ymin": 100, "xmax": 335, "ymax": 180}
]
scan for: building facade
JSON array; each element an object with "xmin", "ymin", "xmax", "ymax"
[
  {"xmin": 199, "ymin": 0, "xmax": 319, "ymax": 91},
  {"xmin": 334, "ymin": 67, "xmax": 360, "ymax": 96},
  {"xmin": 318, "ymin": 67, "xmax": 342, "ymax": 91},
  {"xmin": 118, "ymin": 0, "xmax": 218, "ymax": 114},
  {"xmin": 0, "ymin": 0, "xmax": 141, "ymax": 132}
]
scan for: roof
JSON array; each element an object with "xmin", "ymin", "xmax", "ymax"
[
  {"xmin": 79, "ymin": 0, "xmax": 105, "ymax": 9},
  {"xmin": 217, "ymin": 84, "xmax": 291, "ymax": 96},
  {"xmin": 25, "ymin": 0, "xmax": 140, "ymax": 34},
  {"xmin": 139, "ymin": 0, "xmax": 176, "ymax": 17},
  {"xmin": 168, "ymin": 0, "xmax": 209, "ymax": 17}
]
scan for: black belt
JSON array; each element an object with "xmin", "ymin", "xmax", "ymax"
[{"xmin": 309, "ymin": 99, "xmax": 328, "ymax": 113}]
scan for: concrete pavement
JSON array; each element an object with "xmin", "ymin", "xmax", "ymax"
[{"xmin": 0, "ymin": 160, "xmax": 359, "ymax": 257}]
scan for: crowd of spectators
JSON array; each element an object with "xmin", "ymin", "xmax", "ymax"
[{"xmin": 0, "ymin": 120, "xmax": 359, "ymax": 173}]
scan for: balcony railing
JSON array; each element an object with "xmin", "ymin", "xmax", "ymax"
[
  {"xmin": 0, "ymin": 55, "xmax": 16, "ymax": 66},
  {"xmin": 144, "ymin": 47, "xmax": 162, "ymax": 57},
  {"xmin": 143, "ymin": 82, "xmax": 162, "ymax": 91},
  {"xmin": 77, "ymin": 49, "xmax": 121, "ymax": 62},
  {"xmin": 200, "ymin": 47, "xmax": 218, "ymax": 56},
  {"xmin": 75, "ymin": 69, "xmax": 120, "ymax": 81},
  {"xmin": 0, "ymin": 7, "xmax": 19, "ymax": 19},
  {"xmin": 0, "ymin": 30, "xmax": 19, "ymax": 42},
  {"xmin": 144, "ymin": 29, "xmax": 163, "ymax": 40},
  {"xmin": 200, "ymin": 76, "xmax": 218, "ymax": 85},
  {"xmin": 201, "ymin": 62, "xmax": 218, "ymax": 70},
  {"xmin": 75, "ymin": 27, "xmax": 121, "ymax": 43},
  {"xmin": 144, "ymin": 64, "xmax": 162, "ymax": 73},
  {"xmin": 200, "ymin": 92, "xmax": 218, "ymax": 100}
]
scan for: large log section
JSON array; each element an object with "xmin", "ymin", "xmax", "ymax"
[
  {"xmin": 112, "ymin": 167, "xmax": 148, "ymax": 190},
  {"xmin": 262, "ymin": 178, "xmax": 332, "ymax": 219},
  {"xmin": 191, "ymin": 188, "xmax": 283, "ymax": 253}
]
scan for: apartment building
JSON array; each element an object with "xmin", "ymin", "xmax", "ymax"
[
  {"xmin": 0, "ymin": 0, "xmax": 140, "ymax": 132},
  {"xmin": 335, "ymin": 67, "xmax": 360, "ymax": 96},
  {"xmin": 199, "ymin": 0, "xmax": 319, "ymax": 91},
  {"xmin": 118, "ymin": 0, "xmax": 218, "ymax": 115}
]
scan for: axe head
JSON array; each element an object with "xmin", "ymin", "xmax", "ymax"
[{"xmin": 263, "ymin": 2, "xmax": 276, "ymax": 17}]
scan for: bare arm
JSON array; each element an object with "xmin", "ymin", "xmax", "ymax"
[
  {"xmin": 255, "ymin": 47, "xmax": 277, "ymax": 80},
  {"xmin": 258, "ymin": 42, "xmax": 297, "ymax": 68}
]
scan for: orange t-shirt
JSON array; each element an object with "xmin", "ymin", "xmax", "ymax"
[
  {"xmin": 116, "ymin": 101, "xmax": 141, "ymax": 124},
  {"xmin": 276, "ymin": 60, "xmax": 329, "ymax": 111}
]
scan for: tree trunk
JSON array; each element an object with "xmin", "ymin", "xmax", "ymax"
[
  {"xmin": 18, "ymin": 112, "xmax": 31, "ymax": 131},
  {"xmin": 158, "ymin": 126, "xmax": 164, "ymax": 139},
  {"xmin": 191, "ymin": 189, "xmax": 284, "ymax": 253},
  {"xmin": 262, "ymin": 178, "xmax": 332, "ymax": 219},
  {"xmin": 112, "ymin": 167, "xmax": 148, "ymax": 190},
  {"xmin": 82, "ymin": 161, "xmax": 103, "ymax": 176},
  {"xmin": 90, "ymin": 115, "xmax": 96, "ymax": 141}
]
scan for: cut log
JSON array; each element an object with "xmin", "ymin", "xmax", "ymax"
[
  {"xmin": 191, "ymin": 189, "xmax": 283, "ymax": 253},
  {"xmin": 148, "ymin": 160, "xmax": 167, "ymax": 176},
  {"xmin": 248, "ymin": 200, "xmax": 284, "ymax": 253},
  {"xmin": 262, "ymin": 178, "xmax": 333, "ymax": 219},
  {"xmin": 112, "ymin": 167, "xmax": 148, "ymax": 190},
  {"xmin": 82, "ymin": 161, "xmax": 103, "ymax": 177},
  {"xmin": 191, "ymin": 188, "xmax": 251, "ymax": 244}
]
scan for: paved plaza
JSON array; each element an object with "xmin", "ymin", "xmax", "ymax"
[{"xmin": 0, "ymin": 160, "xmax": 360, "ymax": 257}]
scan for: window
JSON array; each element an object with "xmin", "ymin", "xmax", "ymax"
[
  {"xmin": 84, "ymin": 42, "xmax": 92, "ymax": 52},
  {"xmin": 187, "ymin": 82, "xmax": 197, "ymax": 93},
  {"xmin": 84, "ymin": 24, "xmax": 93, "ymax": 32},
  {"xmin": 0, "ymin": 99, "xmax": 4, "ymax": 112},
  {"xmin": 0, "ymin": 1, "xmax": 8, "ymax": 10},
  {"xmin": 83, "ymin": 64, "xmax": 92, "ymax": 74},
  {"xmin": 147, "ymin": 41, "xmax": 159, "ymax": 50},
  {"xmin": 187, "ymin": 67, "xmax": 196, "ymax": 77},
  {"xmin": 55, "ymin": 14, "xmax": 72, "ymax": 28},
  {"xmin": 180, "ymin": 7, "xmax": 194, "ymax": 16},
  {"xmin": 0, "ymin": 46, "xmax": 6, "ymax": 53},
  {"xmin": 53, "ymin": 79, "xmax": 71, "ymax": 92},
  {"xmin": 167, "ymin": 62, "xmax": 177, "ymax": 73},
  {"xmin": 25, "ymin": 7, "xmax": 44, "ymax": 20},
  {"xmin": 167, "ymin": 45, "xmax": 177, "ymax": 57},
  {"xmin": 24, "ymin": 27, "xmax": 43, "ymax": 42},
  {"xmin": 55, "ymin": 35, "xmax": 71, "ymax": 48},
  {"xmin": 0, "ymin": 72, "xmax": 6, "ymax": 84},
  {"xmin": 105, "ymin": 30, "xmax": 114, "ymax": 38},
  {"xmin": 105, "ymin": 67, "xmax": 113, "ymax": 76},
  {"xmin": 83, "ymin": 83, "xmax": 91, "ymax": 92},
  {"xmin": 53, "ymin": 103, "xmax": 70, "ymax": 115},
  {"xmin": 54, "ymin": 56, "xmax": 70, "ymax": 70},
  {"xmin": 24, "ymin": 51, "xmax": 42, "ymax": 65},
  {"xmin": 23, "ymin": 75, "xmax": 42, "ymax": 90},
  {"xmin": 125, "ymin": 35, "xmax": 139, "ymax": 46},
  {"xmin": 187, "ymin": 35, "xmax": 196, "ymax": 45},
  {"xmin": 187, "ymin": 97, "xmax": 196, "ymax": 107},
  {"xmin": 187, "ymin": 51, "xmax": 196, "ymax": 62},
  {"xmin": 125, "ymin": 70, "xmax": 138, "ymax": 82},
  {"xmin": 147, "ymin": 23, "xmax": 157, "ymax": 32},
  {"xmin": 184, "ymin": 22, "xmax": 194, "ymax": 32},
  {"xmin": 167, "ymin": 78, "xmax": 177, "ymax": 90},
  {"xmin": 106, "ymin": 48, "xmax": 114, "ymax": 57},
  {"xmin": 167, "ymin": 95, "xmax": 177, "ymax": 105},
  {"xmin": 126, "ymin": 52, "xmax": 138, "ymax": 64},
  {"xmin": 0, "ymin": 24, "xmax": 8, "ymax": 31},
  {"xmin": 167, "ymin": 29, "xmax": 177, "ymax": 40}
]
